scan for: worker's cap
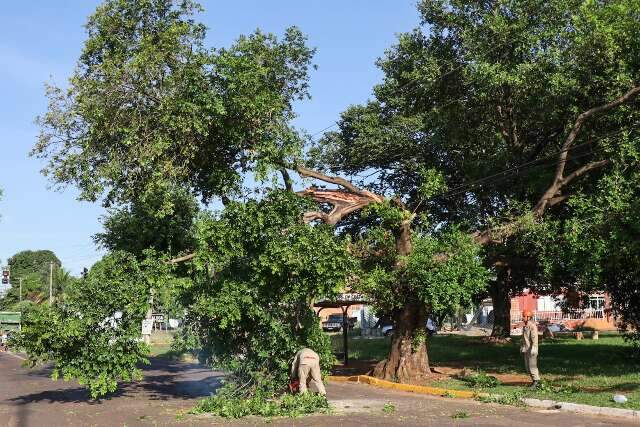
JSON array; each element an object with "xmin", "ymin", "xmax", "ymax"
[{"xmin": 522, "ymin": 310, "xmax": 534, "ymax": 318}]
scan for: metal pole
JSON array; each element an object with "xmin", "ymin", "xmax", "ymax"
[
  {"xmin": 49, "ymin": 261, "xmax": 53, "ymax": 305},
  {"xmin": 342, "ymin": 306, "xmax": 349, "ymax": 366}
]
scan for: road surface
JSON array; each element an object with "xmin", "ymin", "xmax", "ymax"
[{"xmin": 0, "ymin": 352, "xmax": 636, "ymax": 426}]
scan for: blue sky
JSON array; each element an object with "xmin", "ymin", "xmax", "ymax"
[{"xmin": 0, "ymin": 1, "xmax": 419, "ymax": 275}]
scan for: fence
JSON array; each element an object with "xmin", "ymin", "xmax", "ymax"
[{"xmin": 511, "ymin": 309, "xmax": 605, "ymax": 323}]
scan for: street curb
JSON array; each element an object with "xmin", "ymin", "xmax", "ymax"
[
  {"xmin": 327, "ymin": 375, "xmax": 479, "ymax": 399},
  {"xmin": 328, "ymin": 376, "xmax": 640, "ymax": 420},
  {"xmin": 523, "ymin": 398, "xmax": 640, "ymax": 420}
]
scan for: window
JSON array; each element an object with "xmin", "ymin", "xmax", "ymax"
[{"xmin": 588, "ymin": 295, "xmax": 605, "ymax": 310}]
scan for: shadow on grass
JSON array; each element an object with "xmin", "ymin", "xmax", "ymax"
[
  {"xmin": 334, "ymin": 333, "xmax": 640, "ymax": 379},
  {"xmin": 427, "ymin": 334, "xmax": 639, "ymax": 378}
]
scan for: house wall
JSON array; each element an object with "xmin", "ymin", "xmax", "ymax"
[
  {"xmin": 509, "ymin": 290, "xmax": 617, "ymax": 330},
  {"xmin": 316, "ymin": 305, "xmax": 363, "ymax": 322}
]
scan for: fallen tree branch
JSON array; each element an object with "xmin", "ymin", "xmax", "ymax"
[{"xmin": 168, "ymin": 253, "xmax": 196, "ymax": 264}]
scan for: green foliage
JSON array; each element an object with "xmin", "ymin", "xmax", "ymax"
[
  {"xmin": 14, "ymin": 251, "xmax": 170, "ymax": 398},
  {"xmin": 193, "ymin": 386, "xmax": 330, "ymax": 418},
  {"xmin": 95, "ymin": 186, "xmax": 199, "ymax": 257},
  {"xmin": 382, "ymin": 402, "xmax": 396, "ymax": 414},
  {"xmin": 407, "ymin": 230, "xmax": 489, "ymax": 313},
  {"xmin": 562, "ymin": 158, "xmax": 640, "ymax": 349},
  {"xmin": 460, "ymin": 371, "xmax": 501, "ymax": 389},
  {"xmin": 477, "ymin": 391, "xmax": 525, "ymax": 407},
  {"xmin": 8, "ymin": 250, "xmax": 61, "ymax": 285},
  {"xmin": 182, "ymin": 191, "xmax": 354, "ymax": 394},
  {"xmin": 32, "ymin": 0, "xmax": 315, "ymax": 207},
  {"xmin": 357, "ymin": 227, "xmax": 488, "ymax": 315},
  {"xmin": 362, "ymin": 201, "xmax": 411, "ymax": 230},
  {"xmin": 1, "ymin": 251, "xmax": 78, "ymax": 310},
  {"xmin": 451, "ymin": 411, "xmax": 470, "ymax": 419}
]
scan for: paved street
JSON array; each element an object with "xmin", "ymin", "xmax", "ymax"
[{"xmin": 0, "ymin": 352, "xmax": 637, "ymax": 426}]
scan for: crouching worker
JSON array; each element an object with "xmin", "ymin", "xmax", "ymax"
[
  {"xmin": 521, "ymin": 310, "xmax": 540, "ymax": 388},
  {"xmin": 290, "ymin": 348, "xmax": 326, "ymax": 396}
]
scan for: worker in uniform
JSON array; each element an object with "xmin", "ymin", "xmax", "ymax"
[
  {"xmin": 521, "ymin": 310, "xmax": 540, "ymax": 388},
  {"xmin": 290, "ymin": 348, "xmax": 326, "ymax": 395}
]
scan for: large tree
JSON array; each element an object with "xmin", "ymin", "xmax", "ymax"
[
  {"xmin": 27, "ymin": 0, "xmax": 319, "ymax": 397},
  {"xmin": 2, "ymin": 251, "xmax": 76, "ymax": 309},
  {"xmin": 29, "ymin": 0, "xmax": 640, "ymax": 389},
  {"xmin": 312, "ymin": 0, "xmax": 640, "ymax": 338}
]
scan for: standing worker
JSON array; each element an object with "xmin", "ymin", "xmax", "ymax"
[
  {"xmin": 290, "ymin": 348, "xmax": 326, "ymax": 396},
  {"xmin": 521, "ymin": 310, "xmax": 540, "ymax": 388}
]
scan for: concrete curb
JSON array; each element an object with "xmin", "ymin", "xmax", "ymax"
[
  {"xmin": 327, "ymin": 375, "xmax": 480, "ymax": 399},
  {"xmin": 328, "ymin": 375, "xmax": 640, "ymax": 420},
  {"xmin": 523, "ymin": 398, "xmax": 640, "ymax": 420}
]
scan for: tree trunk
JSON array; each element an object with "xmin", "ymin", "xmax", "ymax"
[
  {"xmin": 373, "ymin": 301, "xmax": 430, "ymax": 381},
  {"xmin": 373, "ymin": 219, "xmax": 430, "ymax": 381},
  {"xmin": 489, "ymin": 280, "xmax": 511, "ymax": 338}
]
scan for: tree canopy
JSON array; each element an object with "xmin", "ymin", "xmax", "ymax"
[
  {"xmin": 312, "ymin": 0, "xmax": 640, "ymax": 336},
  {"xmin": 94, "ymin": 186, "xmax": 199, "ymax": 257},
  {"xmin": 177, "ymin": 191, "xmax": 354, "ymax": 393},
  {"xmin": 32, "ymin": 0, "xmax": 314, "ymax": 207},
  {"xmin": 22, "ymin": 0, "xmax": 640, "ymax": 399}
]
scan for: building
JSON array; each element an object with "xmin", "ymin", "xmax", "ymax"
[{"xmin": 509, "ymin": 289, "xmax": 616, "ymax": 330}]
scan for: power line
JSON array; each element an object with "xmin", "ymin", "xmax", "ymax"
[
  {"xmin": 306, "ymin": 39, "xmax": 519, "ymax": 142},
  {"xmin": 435, "ymin": 125, "xmax": 637, "ymax": 200},
  {"xmin": 440, "ymin": 149, "xmax": 604, "ymax": 200}
]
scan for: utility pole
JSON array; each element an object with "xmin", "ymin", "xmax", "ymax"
[
  {"xmin": 19, "ymin": 277, "xmax": 22, "ymax": 303},
  {"xmin": 49, "ymin": 261, "xmax": 54, "ymax": 305}
]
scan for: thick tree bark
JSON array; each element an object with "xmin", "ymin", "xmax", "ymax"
[
  {"xmin": 488, "ymin": 280, "xmax": 511, "ymax": 338},
  {"xmin": 372, "ymin": 219, "xmax": 431, "ymax": 381},
  {"xmin": 373, "ymin": 301, "xmax": 430, "ymax": 381}
]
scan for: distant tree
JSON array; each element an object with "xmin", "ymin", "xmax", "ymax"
[
  {"xmin": 0, "ymin": 273, "xmax": 43, "ymax": 309},
  {"xmin": 1, "ymin": 252, "xmax": 76, "ymax": 309},
  {"xmin": 8, "ymin": 250, "xmax": 61, "ymax": 287}
]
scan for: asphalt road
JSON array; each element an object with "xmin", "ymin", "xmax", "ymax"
[{"xmin": 0, "ymin": 351, "xmax": 637, "ymax": 426}]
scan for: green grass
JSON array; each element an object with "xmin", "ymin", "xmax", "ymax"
[{"xmin": 332, "ymin": 333, "xmax": 640, "ymax": 410}]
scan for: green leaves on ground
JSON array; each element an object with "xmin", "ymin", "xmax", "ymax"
[
  {"xmin": 459, "ymin": 371, "xmax": 501, "ymax": 389},
  {"xmin": 193, "ymin": 386, "xmax": 330, "ymax": 418}
]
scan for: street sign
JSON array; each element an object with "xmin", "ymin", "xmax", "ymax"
[{"xmin": 141, "ymin": 319, "xmax": 153, "ymax": 335}]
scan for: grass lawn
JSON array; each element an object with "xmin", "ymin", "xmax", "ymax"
[{"xmin": 331, "ymin": 333, "xmax": 640, "ymax": 410}]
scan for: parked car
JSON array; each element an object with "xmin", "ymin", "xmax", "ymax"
[
  {"xmin": 322, "ymin": 314, "xmax": 357, "ymax": 332},
  {"xmin": 381, "ymin": 318, "xmax": 438, "ymax": 337},
  {"xmin": 547, "ymin": 323, "xmax": 571, "ymax": 333}
]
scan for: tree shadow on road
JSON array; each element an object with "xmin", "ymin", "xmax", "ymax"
[{"xmin": 8, "ymin": 357, "xmax": 223, "ymax": 406}]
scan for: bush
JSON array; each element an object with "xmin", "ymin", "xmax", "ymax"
[{"xmin": 460, "ymin": 371, "xmax": 501, "ymax": 389}]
